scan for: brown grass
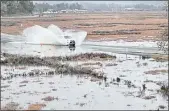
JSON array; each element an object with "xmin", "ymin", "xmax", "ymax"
[
  {"xmin": 28, "ymin": 103, "xmax": 46, "ymax": 110},
  {"xmin": 144, "ymin": 69, "xmax": 168, "ymax": 75},
  {"xmin": 1, "ymin": 11, "xmax": 167, "ymax": 41},
  {"xmin": 151, "ymin": 54, "xmax": 168, "ymax": 62}
]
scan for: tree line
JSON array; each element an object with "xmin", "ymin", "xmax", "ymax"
[
  {"xmin": 1, "ymin": 1, "xmax": 167, "ymax": 16},
  {"xmin": 34, "ymin": 2, "xmax": 165, "ymax": 12},
  {"xmin": 1, "ymin": 1, "xmax": 34, "ymax": 15},
  {"xmin": 1, "ymin": 2, "xmax": 84, "ymax": 15},
  {"xmin": 34, "ymin": 3, "xmax": 84, "ymax": 12}
]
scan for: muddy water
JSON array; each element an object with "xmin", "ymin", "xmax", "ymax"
[{"xmin": 1, "ymin": 34, "xmax": 168, "ymax": 110}]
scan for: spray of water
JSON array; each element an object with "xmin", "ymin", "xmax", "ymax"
[
  {"xmin": 47, "ymin": 24, "xmax": 64, "ymax": 36},
  {"xmin": 64, "ymin": 29, "xmax": 87, "ymax": 46},
  {"xmin": 22, "ymin": 24, "xmax": 87, "ymax": 46}
]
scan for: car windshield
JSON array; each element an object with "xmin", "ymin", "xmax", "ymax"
[{"xmin": 64, "ymin": 36, "xmax": 71, "ymax": 39}]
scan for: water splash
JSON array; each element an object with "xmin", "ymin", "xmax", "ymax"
[
  {"xmin": 47, "ymin": 24, "xmax": 64, "ymax": 36},
  {"xmin": 64, "ymin": 29, "xmax": 87, "ymax": 46},
  {"xmin": 22, "ymin": 24, "xmax": 87, "ymax": 46}
]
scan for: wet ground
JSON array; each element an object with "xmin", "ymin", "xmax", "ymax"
[{"xmin": 1, "ymin": 34, "xmax": 168, "ymax": 110}]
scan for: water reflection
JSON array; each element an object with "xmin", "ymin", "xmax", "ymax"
[
  {"xmin": 139, "ymin": 55, "xmax": 151, "ymax": 60},
  {"xmin": 69, "ymin": 46, "xmax": 76, "ymax": 51},
  {"xmin": 1, "ymin": 42, "xmax": 93, "ymax": 57}
]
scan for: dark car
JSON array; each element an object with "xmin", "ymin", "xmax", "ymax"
[{"xmin": 69, "ymin": 40, "xmax": 75, "ymax": 47}]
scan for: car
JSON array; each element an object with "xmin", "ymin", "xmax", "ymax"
[{"xmin": 69, "ymin": 40, "xmax": 75, "ymax": 47}]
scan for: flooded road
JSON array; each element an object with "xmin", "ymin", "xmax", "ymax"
[
  {"xmin": 1, "ymin": 33, "xmax": 168, "ymax": 110},
  {"xmin": 1, "ymin": 39, "xmax": 164, "ymax": 57}
]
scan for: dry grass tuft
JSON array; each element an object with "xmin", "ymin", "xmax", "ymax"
[
  {"xmin": 28, "ymin": 103, "xmax": 46, "ymax": 110},
  {"xmin": 144, "ymin": 69, "xmax": 168, "ymax": 75},
  {"xmin": 151, "ymin": 54, "xmax": 168, "ymax": 62}
]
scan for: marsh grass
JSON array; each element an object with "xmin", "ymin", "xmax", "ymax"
[{"xmin": 1, "ymin": 52, "xmax": 113, "ymax": 79}]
